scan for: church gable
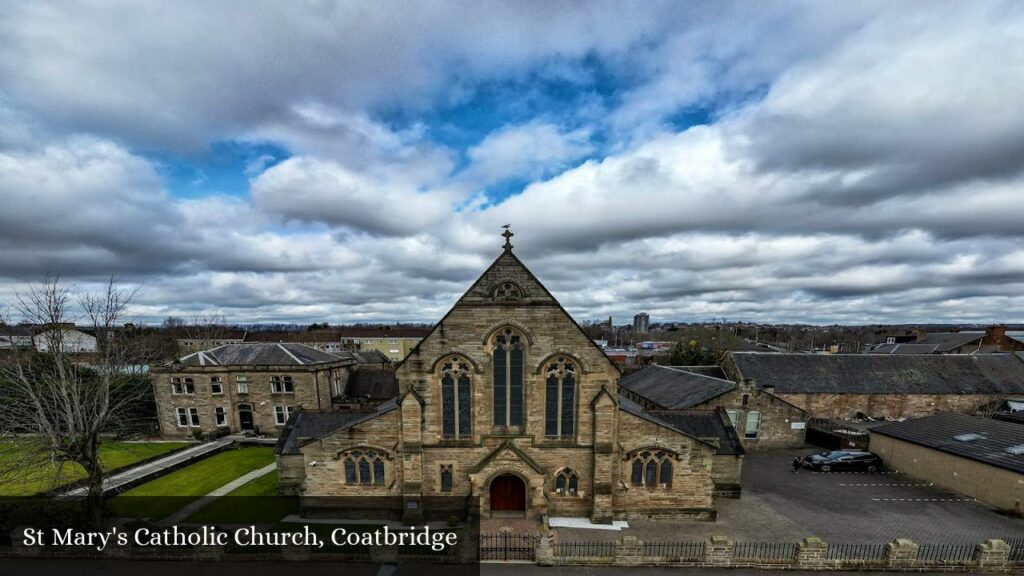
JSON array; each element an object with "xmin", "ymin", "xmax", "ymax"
[{"xmin": 458, "ymin": 250, "xmax": 556, "ymax": 306}]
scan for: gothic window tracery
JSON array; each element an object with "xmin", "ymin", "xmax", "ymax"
[
  {"xmin": 554, "ymin": 468, "xmax": 579, "ymax": 496},
  {"xmin": 544, "ymin": 357, "xmax": 577, "ymax": 438},
  {"xmin": 342, "ymin": 449, "xmax": 386, "ymax": 486},
  {"xmin": 492, "ymin": 328, "xmax": 525, "ymax": 428},
  {"xmin": 491, "ymin": 282, "xmax": 522, "ymax": 301},
  {"xmin": 440, "ymin": 356, "xmax": 472, "ymax": 438},
  {"xmin": 628, "ymin": 449, "xmax": 673, "ymax": 489}
]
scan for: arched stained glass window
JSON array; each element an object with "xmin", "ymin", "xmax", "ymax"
[
  {"xmin": 342, "ymin": 449, "xmax": 387, "ymax": 486},
  {"xmin": 629, "ymin": 449, "xmax": 674, "ymax": 489},
  {"xmin": 544, "ymin": 357, "xmax": 577, "ymax": 438},
  {"xmin": 440, "ymin": 357, "xmax": 472, "ymax": 438},
  {"xmin": 492, "ymin": 328, "xmax": 524, "ymax": 428},
  {"xmin": 554, "ymin": 468, "xmax": 579, "ymax": 496}
]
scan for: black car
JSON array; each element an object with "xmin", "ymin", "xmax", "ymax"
[{"xmin": 799, "ymin": 450, "xmax": 883, "ymax": 472}]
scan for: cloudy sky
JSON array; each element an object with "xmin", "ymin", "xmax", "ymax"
[{"xmin": 1, "ymin": 1, "xmax": 1023, "ymax": 326}]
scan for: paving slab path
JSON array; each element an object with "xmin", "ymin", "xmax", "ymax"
[
  {"xmin": 160, "ymin": 462, "xmax": 277, "ymax": 525},
  {"xmin": 60, "ymin": 436, "xmax": 237, "ymax": 497}
]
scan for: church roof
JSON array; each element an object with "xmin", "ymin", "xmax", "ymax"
[
  {"xmin": 617, "ymin": 393, "xmax": 721, "ymax": 452},
  {"xmin": 619, "ymin": 364, "xmax": 736, "ymax": 408},
  {"xmin": 274, "ymin": 400, "xmax": 399, "ymax": 455}
]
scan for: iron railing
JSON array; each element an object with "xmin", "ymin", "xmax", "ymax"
[
  {"xmin": 1007, "ymin": 537, "xmax": 1024, "ymax": 563},
  {"xmin": 479, "ymin": 532, "xmax": 539, "ymax": 561},
  {"xmin": 734, "ymin": 541, "xmax": 797, "ymax": 562},
  {"xmin": 917, "ymin": 543, "xmax": 974, "ymax": 563},
  {"xmin": 642, "ymin": 541, "xmax": 704, "ymax": 560},
  {"xmin": 553, "ymin": 541, "xmax": 616, "ymax": 557},
  {"xmin": 825, "ymin": 543, "xmax": 888, "ymax": 562}
]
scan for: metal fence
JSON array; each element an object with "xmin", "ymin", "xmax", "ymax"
[
  {"xmin": 480, "ymin": 532, "xmax": 539, "ymax": 561},
  {"xmin": 553, "ymin": 541, "xmax": 617, "ymax": 557},
  {"xmin": 825, "ymin": 543, "xmax": 888, "ymax": 563},
  {"xmin": 734, "ymin": 541, "xmax": 797, "ymax": 562},
  {"xmin": 917, "ymin": 543, "xmax": 975, "ymax": 563},
  {"xmin": 1005, "ymin": 537, "xmax": 1024, "ymax": 563},
  {"xmin": 642, "ymin": 541, "xmax": 704, "ymax": 560}
]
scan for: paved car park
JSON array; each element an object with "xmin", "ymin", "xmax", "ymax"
[{"xmin": 555, "ymin": 449, "xmax": 1024, "ymax": 544}]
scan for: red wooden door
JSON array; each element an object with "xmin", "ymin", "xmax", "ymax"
[{"xmin": 490, "ymin": 474, "xmax": 526, "ymax": 511}]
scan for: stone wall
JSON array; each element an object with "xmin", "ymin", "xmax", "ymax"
[
  {"xmin": 693, "ymin": 386, "xmax": 807, "ymax": 450},
  {"xmin": 777, "ymin": 392, "xmax": 995, "ymax": 420}
]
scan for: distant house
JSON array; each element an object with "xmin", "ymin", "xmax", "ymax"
[
  {"xmin": 722, "ymin": 351, "xmax": 1024, "ymax": 419},
  {"xmin": 244, "ymin": 330, "xmax": 347, "ymax": 354},
  {"xmin": 620, "ymin": 364, "xmax": 807, "ymax": 450},
  {"xmin": 175, "ymin": 328, "xmax": 247, "ymax": 354},
  {"xmin": 336, "ymin": 326, "xmax": 431, "ymax": 361},
  {"xmin": 866, "ymin": 325, "xmax": 1024, "ymax": 354},
  {"xmin": 869, "ymin": 413, "xmax": 1024, "ymax": 514},
  {"xmin": 33, "ymin": 326, "xmax": 98, "ymax": 353},
  {"xmin": 0, "ymin": 325, "xmax": 34, "ymax": 350}
]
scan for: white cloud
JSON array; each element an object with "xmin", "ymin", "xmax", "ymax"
[{"xmin": 463, "ymin": 121, "xmax": 593, "ymax": 185}]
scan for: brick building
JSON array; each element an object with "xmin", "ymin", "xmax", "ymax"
[
  {"xmin": 722, "ymin": 352, "xmax": 1024, "ymax": 420},
  {"xmin": 276, "ymin": 233, "xmax": 724, "ymax": 523},
  {"xmin": 152, "ymin": 343, "xmax": 356, "ymax": 438},
  {"xmin": 620, "ymin": 364, "xmax": 807, "ymax": 450}
]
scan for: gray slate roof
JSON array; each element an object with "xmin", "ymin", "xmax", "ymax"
[
  {"xmin": 646, "ymin": 409, "xmax": 745, "ymax": 456},
  {"xmin": 666, "ymin": 365, "xmax": 728, "ymax": 379},
  {"xmin": 342, "ymin": 370, "xmax": 399, "ymax": 399},
  {"xmin": 353, "ymin": 350, "xmax": 391, "ymax": 364},
  {"xmin": 275, "ymin": 399, "xmax": 399, "ymax": 455},
  {"xmin": 870, "ymin": 413, "xmax": 1024, "ymax": 474},
  {"xmin": 619, "ymin": 365, "xmax": 736, "ymax": 408},
  {"xmin": 728, "ymin": 352, "xmax": 1024, "ymax": 395},
  {"xmin": 617, "ymin": 394, "xmax": 718, "ymax": 451},
  {"xmin": 177, "ymin": 343, "xmax": 354, "ymax": 367},
  {"xmin": 915, "ymin": 332, "xmax": 985, "ymax": 352}
]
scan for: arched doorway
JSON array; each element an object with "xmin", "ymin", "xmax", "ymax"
[{"xmin": 489, "ymin": 474, "xmax": 526, "ymax": 512}]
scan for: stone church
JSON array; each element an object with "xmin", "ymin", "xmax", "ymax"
[{"xmin": 276, "ymin": 231, "xmax": 734, "ymax": 523}]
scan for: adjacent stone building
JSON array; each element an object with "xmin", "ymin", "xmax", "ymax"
[
  {"xmin": 152, "ymin": 343, "xmax": 356, "ymax": 438},
  {"xmin": 620, "ymin": 364, "xmax": 807, "ymax": 450},
  {"xmin": 722, "ymin": 352, "xmax": 1024, "ymax": 420},
  {"xmin": 276, "ymin": 234, "xmax": 724, "ymax": 523}
]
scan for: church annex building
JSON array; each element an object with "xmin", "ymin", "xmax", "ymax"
[{"xmin": 275, "ymin": 232, "xmax": 738, "ymax": 523}]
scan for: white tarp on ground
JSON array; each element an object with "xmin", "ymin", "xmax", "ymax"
[{"xmin": 548, "ymin": 517, "xmax": 629, "ymax": 531}]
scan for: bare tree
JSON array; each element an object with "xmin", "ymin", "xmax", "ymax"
[{"xmin": 0, "ymin": 277, "xmax": 151, "ymax": 526}]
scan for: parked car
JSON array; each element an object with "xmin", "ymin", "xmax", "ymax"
[{"xmin": 799, "ymin": 450, "xmax": 883, "ymax": 473}]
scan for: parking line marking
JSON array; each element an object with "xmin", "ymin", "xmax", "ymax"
[
  {"xmin": 871, "ymin": 497, "xmax": 976, "ymax": 502},
  {"xmin": 839, "ymin": 483, "xmax": 932, "ymax": 487}
]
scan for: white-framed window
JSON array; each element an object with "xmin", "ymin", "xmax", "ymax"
[
  {"xmin": 332, "ymin": 372, "xmax": 344, "ymax": 396},
  {"xmin": 270, "ymin": 375, "xmax": 294, "ymax": 394},
  {"xmin": 171, "ymin": 377, "xmax": 195, "ymax": 395},
  {"xmin": 215, "ymin": 406, "xmax": 227, "ymax": 427},
  {"xmin": 745, "ymin": 411, "xmax": 762, "ymax": 439},
  {"xmin": 274, "ymin": 405, "xmax": 293, "ymax": 425},
  {"xmin": 176, "ymin": 407, "xmax": 200, "ymax": 427},
  {"xmin": 726, "ymin": 409, "xmax": 740, "ymax": 427},
  {"xmin": 236, "ymin": 375, "xmax": 249, "ymax": 394},
  {"xmin": 210, "ymin": 376, "xmax": 223, "ymax": 395}
]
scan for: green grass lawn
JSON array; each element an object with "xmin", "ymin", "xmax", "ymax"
[
  {"xmin": 0, "ymin": 442, "xmax": 191, "ymax": 496},
  {"xmin": 108, "ymin": 446, "xmax": 275, "ymax": 519},
  {"xmin": 185, "ymin": 471, "xmax": 299, "ymax": 524}
]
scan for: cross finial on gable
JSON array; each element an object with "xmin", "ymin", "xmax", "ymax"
[{"xmin": 501, "ymin": 225, "xmax": 514, "ymax": 251}]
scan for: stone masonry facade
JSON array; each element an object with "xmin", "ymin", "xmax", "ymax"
[
  {"xmin": 153, "ymin": 361, "xmax": 352, "ymax": 438},
  {"xmin": 280, "ymin": 243, "xmax": 718, "ymax": 523}
]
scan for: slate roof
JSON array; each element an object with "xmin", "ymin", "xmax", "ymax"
[
  {"xmin": 342, "ymin": 370, "xmax": 399, "ymax": 399},
  {"xmin": 666, "ymin": 365, "xmax": 728, "ymax": 379},
  {"xmin": 274, "ymin": 399, "xmax": 399, "ymax": 455},
  {"xmin": 646, "ymin": 409, "xmax": 745, "ymax": 456},
  {"xmin": 915, "ymin": 332, "xmax": 985, "ymax": 352},
  {"xmin": 619, "ymin": 365, "xmax": 736, "ymax": 408},
  {"xmin": 176, "ymin": 343, "xmax": 354, "ymax": 367},
  {"xmin": 870, "ymin": 412, "xmax": 1024, "ymax": 474},
  {"xmin": 867, "ymin": 343, "xmax": 947, "ymax": 354},
  {"xmin": 727, "ymin": 352, "xmax": 1024, "ymax": 395},
  {"xmin": 616, "ymin": 394, "xmax": 718, "ymax": 451},
  {"xmin": 353, "ymin": 350, "xmax": 391, "ymax": 364}
]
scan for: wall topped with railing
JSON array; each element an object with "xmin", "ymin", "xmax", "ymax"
[{"xmin": 537, "ymin": 534, "xmax": 1023, "ymax": 572}]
